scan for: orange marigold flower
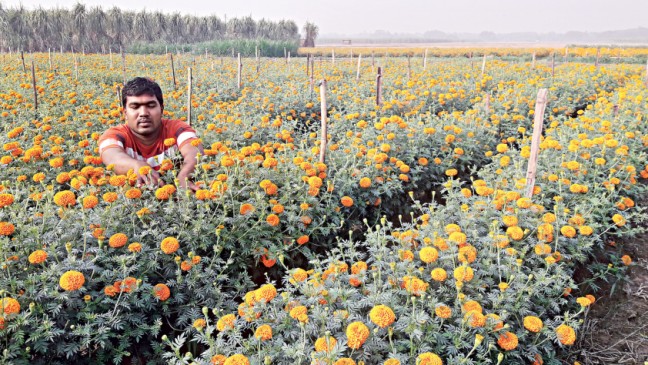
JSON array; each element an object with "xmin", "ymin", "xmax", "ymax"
[
  {"xmin": 556, "ymin": 324, "xmax": 576, "ymax": 345},
  {"xmin": 359, "ymin": 177, "xmax": 371, "ymax": 188},
  {"xmin": 104, "ymin": 285, "xmax": 118, "ymax": 297},
  {"xmin": 102, "ymin": 192, "xmax": 118, "ymax": 203},
  {"xmin": 464, "ymin": 310, "xmax": 486, "ymax": 327},
  {"xmin": 431, "ymin": 268, "xmax": 447, "ymax": 282},
  {"xmin": 109, "ymin": 233, "xmax": 128, "ymax": 248},
  {"xmin": 82, "ymin": 195, "xmax": 98, "ymax": 209},
  {"xmin": 524, "ymin": 316, "xmax": 544, "ymax": 332},
  {"xmin": 296, "ymin": 235, "xmax": 309, "ymax": 245},
  {"xmin": 560, "ymin": 225, "xmax": 577, "ymax": 238},
  {"xmin": 114, "ymin": 277, "xmax": 137, "ymax": 293},
  {"xmin": 223, "ymin": 354, "xmax": 249, "ymax": 365},
  {"xmin": 341, "ymin": 196, "xmax": 354, "ymax": 207},
  {"xmin": 59, "ymin": 270, "xmax": 85, "ymax": 291},
  {"xmin": 453, "ymin": 266, "xmax": 474, "ymax": 282},
  {"xmin": 401, "ymin": 275, "xmax": 429, "ymax": 295},
  {"xmin": 369, "ymin": 304, "xmax": 396, "ymax": 328},
  {"xmin": 289, "ymin": 305, "xmax": 308, "ymax": 323},
  {"xmin": 254, "ymin": 283, "xmax": 277, "ymax": 303},
  {"xmin": 346, "ymin": 321, "xmax": 369, "ymax": 349},
  {"xmin": 239, "ymin": 203, "xmax": 255, "ymax": 215},
  {"xmin": 193, "ymin": 318, "xmax": 206, "ymax": 330},
  {"xmin": 164, "ymin": 138, "xmax": 176, "ymax": 147},
  {"xmin": 314, "ymin": 336, "xmax": 337, "ymax": 352},
  {"xmin": 1, "ymin": 297, "xmax": 20, "ymax": 315},
  {"xmin": 462, "ymin": 300, "xmax": 482, "ymax": 313},
  {"xmin": 497, "ymin": 331, "xmax": 519, "ymax": 350},
  {"xmin": 0, "ymin": 193, "xmax": 14, "ymax": 208},
  {"xmin": 419, "ymin": 246, "xmax": 439, "ymax": 263},
  {"xmin": 180, "ymin": 261, "xmax": 192, "ymax": 271},
  {"xmin": 216, "ymin": 314, "xmax": 236, "ymax": 331},
  {"xmin": 161, "ymin": 237, "xmax": 180, "ymax": 254},
  {"xmin": 621, "ymin": 254, "xmax": 632, "ymax": 265},
  {"xmin": 292, "ymin": 268, "xmax": 308, "ymax": 283},
  {"xmin": 211, "ymin": 355, "xmax": 227, "ymax": 365},
  {"xmin": 266, "ymin": 214, "xmax": 280, "ymax": 226},
  {"xmin": 128, "ymin": 242, "xmax": 142, "ymax": 253},
  {"xmin": 334, "ymin": 359, "xmax": 356, "ymax": 365},
  {"xmin": 28, "ymin": 250, "xmax": 48, "ymax": 264},
  {"xmin": 254, "ymin": 324, "xmax": 272, "ymax": 341},
  {"xmin": 54, "ymin": 190, "xmax": 76, "ymax": 207},
  {"xmin": 417, "ymin": 352, "xmax": 443, "ymax": 365},
  {"xmin": 125, "ymin": 188, "xmax": 142, "ymax": 199},
  {"xmin": 153, "ymin": 283, "xmax": 171, "ymax": 301}
]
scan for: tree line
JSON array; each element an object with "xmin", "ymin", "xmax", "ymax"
[{"xmin": 0, "ymin": 2, "xmax": 305, "ymax": 53}]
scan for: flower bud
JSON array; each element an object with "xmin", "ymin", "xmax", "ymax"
[{"xmin": 202, "ymin": 307, "xmax": 209, "ymax": 316}]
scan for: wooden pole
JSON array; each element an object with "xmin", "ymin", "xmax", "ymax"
[
  {"xmin": 480, "ymin": 54, "xmax": 486, "ymax": 77},
  {"xmin": 332, "ymin": 49, "xmax": 335, "ymax": 66},
  {"xmin": 423, "ymin": 49, "xmax": 428, "ymax": 70},
  {"xmin": 109, "ymin": 47, "xmax": 113, "ymax": 69},
  {"xmin": 407, "ymin": 55, "xmax": 411, "ymax": 79},
  {"xmin": 319, "ymin": 79, "xmax": 328, "ymax": 164},
  {"xmin": 256, "ymin": 46, "xmax": 260, "ymax": 74},
  {"xmin": 356, "ymin": 53, "xmax": 362, "ymax": 81},
  {"xmin": 31, "ymin": 60, "xmax": 38, "ymax": 113},
  {"xmin": 170, "ymin": 53, "xmax": 177, "ymax": 90},
  {"xmin": 484, "ymin": 94, "xmax": 490, "ymax": 114},
  {"xmin": 551, "ymin": 52, "xmax": 555, "ymax": 77},
  {"xmin": 376, "ymin": 67, "xmax": 383, "ymax": 106},
  {"xmin": 595, "ymin": 48, "xmax": 600, "ymax": 68},
  {"xmin": 645, "ymin": 59, "xmax": 648, "ymax": 87},
  {"xmin": 74, "ymin": 53, "xmax": 79, "ymax": 81},
  {"xmin": 525, "ymin": 88, "xmax": 549, "ymax": 198},
  {"xmin": 237, "ymin": 53, "xmax": 242, "ymax": 89},
  {"xmin": 121, "ymin": 48, "xmax": 126, "ymax": 85},
  {"xmin": 306, "ymin": 54, "xmax": 310, "ymax": 76},
  {"xmin": 21, "ymin": 50, "xmax": 26, "ymax": 73},
  {"xmin": 531, "ymin": 52, "xmax": 536, "ymax": 69},
  {"xmin": 371, "ymin": 50, "xmax": 375, "ymax": 73},
  {"xmin": 187, "ymin": 67, "xmax": 192, "ymax": 126},
  {"xmin": 48, "ymin": 48, "xmax": 52, "ymax": 70}
]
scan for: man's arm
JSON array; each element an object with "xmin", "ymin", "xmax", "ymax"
[
  {"xmin": 101, "ymin": 148, "xmax": 163, "ymax": 187},
  {"xmin": 176, "ymin": 141, "xmax": 204, "ymax": 191}
]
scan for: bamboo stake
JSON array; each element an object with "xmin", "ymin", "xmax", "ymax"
[
  {"xmin": 423, "ymin": 49, "xmax": 428, "ymax": 70},
  {"xmin": 187, "ymin": 67, "xmax": 193, "ymax": 126},
  {"xmin": 109, "ymin": 47, "xmax": 113, "ymax": 69},
  {"xmin": 237, "ymin": 53, "xmax": 242, "ymax": 89},
  {"xmin": 121, "ymin": 48, "xmax": 126, "ymax": 85},
  {"xmin": 306, "ymin": 54, "xmax": 310, "ymax": 76},
  {"xmin": 319, "ymin": 79, "xmax": 328, "ymax": 164},
  {"xmin": 525, "ymin": 88, "xmax": 549, "ymax": 198},
  {"xmin": 284, "ymin": 47, "xmax": 287, "ymax": 62},
  {"xmin": 74, "ymin": 53, "xmax": 79, "ymax": 81},
  {"xmin": 31, "ymin": 60, "xmax": 38, "ymax": 114},
  {"xmin": 21, "ymin": 50, "xmax": 26, "ymax": 73},
  {"xmin": 256, "ymin": 46, "xmax": 260, "ymax": 74},
  {"xmin": 480, "ymin": 54, "xmax": 486, "ymax": 77},
  {"xmin": 356, "ymin": 54, "xmax": 362, "ymax": 81},
  {"xmin": 48, "ymin": 48, "xmax": 52, "ymax": 70},
  {"xmin": 170, "ymin": 53, "xmax": 177, "ymax": 90},
  {"xmin": 376, "ymin": 67, "xmax": 383, "ymax": 106}
]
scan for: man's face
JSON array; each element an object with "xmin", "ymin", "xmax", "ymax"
[{"xmin": 124, "ymin": 94, "xmax": 163, "ymax": 140}]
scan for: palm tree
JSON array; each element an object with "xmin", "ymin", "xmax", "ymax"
[{"xmin": 302, "ymin": 22, "xmax": 318, "ymax": 47}]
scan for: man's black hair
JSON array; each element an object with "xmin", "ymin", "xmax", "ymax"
[{"xmin": 121, "ymin": 77, "xmax": 164, "ymax": 109}]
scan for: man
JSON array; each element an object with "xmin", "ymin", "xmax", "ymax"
[{"xmin": 99, "ymin": 77, "xmax": 203, "ymax": 191}]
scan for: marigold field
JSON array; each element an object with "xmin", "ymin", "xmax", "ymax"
[{"xmin": 0, "ymin": 48, "xmax": 647, "ymax": 365}]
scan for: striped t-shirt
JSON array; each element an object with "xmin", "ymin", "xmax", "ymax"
[{"xmin": 98, "ymin": 119, "xmax": 198, "ymax": 170}]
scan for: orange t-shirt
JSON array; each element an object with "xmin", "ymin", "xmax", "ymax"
[{"xmin": 98, "ymin": 119, "xmax": 198, "ymax": 170}]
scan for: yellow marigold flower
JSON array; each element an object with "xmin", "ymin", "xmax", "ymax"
[
  {"xmin": 108, "ymin": 233, "xmax": 128, "ymax": 248},
  {"xmin": 292, "ymin": 268, "xmax": 308, "ymax": 282},
  {"xmin": 578, "ymin": 226, "xmax": 593, "ymax": 236},
  {"xmin": 560, "ymin": 225, "xmax": 577, "ymax": 238},
  {"xmin": 128, "ymin": 242, "xmax": 142, "ymax": 253},
  {"xmin": 138, "ymin": 166, "xmax": 152, "ymax": 176},
  {"xmin": 497, "ymin": 331, "xmax": 519, "ymax": 350},
  {"xmin": 314, "ymin": 336, "xmax": 337, "ymax": 352},
  {"xmin": 1, "ymin": 297, "xmax": 20, "ymax": 315},
  {"xmin": 254, "ymin": 324, "xmax": 272, "ymax": 341},
  {"xmin": 417, "ymin": 352, "xmax": 443, "ymax": 365},
  {"xmin": 254, "ymin": 284, "xmax": 277, "ymax": 303},
  {"xmin": 153, "ymin": 283, "xmax": 170, "ymax": 301},
  {"xmin": 612, "ymin": 214, "xmax": 626, "ymax": 226},
  {"xmin": 340, "ymin": 196, "xmax": 354, "ymax": 207},
  {"xmin": 453, "ymin": 266, "xmax": 474, "ymax": 282},
  {"xmin": 369, "ymin": 305, "xmax": 396, "ymax": 328},
  {"xmin": 431, "ymin": 268, "xmax": 447, "ymax": 282},
  {"xmin": 523, "ymin": 316, "xmax": 543, "ymax": 332},
  {"xmin": 458, "ymin": 245, "xmax": 477, "ymax": 263},
  {"xmin": 464, "ymin": 310, "xmax": 486, "ymax": 328},
  {"xmin": 125, "ymin": 188, "xmax": 142, "ymax": 199},
  {"xmin": 28, "ymin": 250, "xmax": 48, "ymax": 264},
  {"xmin": 193, "ymin": 318, "xmax": 206, "ymax": 330},
  {"xmin": 161, "ymin": 237, "xmax": 180, "ymax": 254},
  {"xmin": 445, "ymin": 169, "xmax": 458, "ymax": 177},
  {"xmin": 59, "ymin": 270, "xmax": 85, "ymax": 291},
  {"xmin": 164, "ymin": 138, "xmax": 176, "ymax": 147},
  {"xmin": 434, "ymin": 304, "xmax": 451, "ymax": 319},
  {"xmin": 346, "ymin": 321, "xmax": 370, "ymax": 349},
  {"xmin": 502, "ymin": 215, "xmax": 518, "ymax": 227},
  {"xmin": 54, "ymin": 190, "xmax": 76, "ymax": 207},
  {"xmin": 308, "ymin": 176, "xmax": 323, "ymax": 188},
  {"xmin": 556, "ymin": 324, "xmax": 576, "ymax": 345},
  {"xmin": 462, "ymin": 300, "xmax": 482, "ymax": 313},
  {"xmin": 384, "ymin": 359, "xmax": 401, "ymax": 365},
  {"xmin": 576, "ymin": 297, "xmax": 592, "ymax": 307},
  {"xmin": 448, "ymin": 231, "xmax": 466, "ymax": 245},
  {"xmin": 102, "ymin": 192, "xmax": 118, "ymax": 203},
  {"xmin": 216, "ymin": 314, "xmax": 236, "ymax": 331},
  {"xmin": 359, "ymin": 177, "xmax": 372, "ymax": 188},
  {"xmin": 516, "ymin": 197, "xmax": 532, "ymax": 208},
  {"xmin": 351, "ymin": 261, "xmax": 367, "ymax": 274},
  {"xmin": 506, "ymin": 226, "xmax": 524, "ymax": 241},
  {"xmin": 419, "ymin": 246, "xmax": 439, "ymax": 263},
  {"xmin": 289, "ymin": 305, "xmax": 308, "ymax": 323},
  {"xmin": 401, "ymin": 275, "xmax": 429, "ymax": 295}
]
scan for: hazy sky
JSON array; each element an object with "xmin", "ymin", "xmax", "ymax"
[{"xmin": 1, "ymin": 0, "xmax": 646, "ymax": 35}]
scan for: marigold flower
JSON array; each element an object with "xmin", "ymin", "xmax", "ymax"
[
  {"xmin": 239, "ymin": 203, "xmax": 255, "ymax": 215},
  {"xmin": 114, "ymin": 277, "xmax": 137, "ymax": 293},
  {"xmin": 453, "ymin": 266, "xmax": 474, "ymax": 282},
  {"xmin": 464, "ymin": 310, "xmax": 486, "ymax": 327},
  {"xmin": 314, "ymin": 336, "xmax": 337, "ymax": 352},
  {"xmin": 266, "ymin": 214, "xmax": 280, "ymax": 226},
  {"xmin": 54, "ymin": 190, "xmax": 76, "ymax": 207},
  {"xmin": 576, "ymin": 297, "xmax": 592, "ymax": 307},
  {"xmin": 211, "ymin": 355, "xmax": 227, "ymax": 365},
  {"xmin": 516, "ymin": 197, "xmax": 532, "ymax": 208},
  {"xmin": 612, "ymin": 214, "xmax": 626, "ymax": 226},
  {"xmin": 128, "ymin": 242, "xmax": 142, "ymax": 253},
  {"xmin": 0, "ymin": 193, "xmax": 14, "ymax": 208},
  {"xmin": 28, "ymin": 250, "xmax": 48, "ymax": 264},
  {"xmin": 125, "ymin": 188, "xmax": 142, "ymax": 199},
  {"xmin": 419, "ymin": 246, "xmax": 439, "ymax": 263},
  {"xmin": 384, "ymin": 359, "xmax": 401, "ymax": 365},
  {"xmin": 523, "ymin": 316, "xmax": 543, "ymax": 332},
  {"xmin": 431, "ymin": 268, "xmax": 447, "ymax": 282},
  {"xmin": 340, "ymin": 196, "xmax": 354, "ymax": 207},
  {"xmin": 254, "ymin": 283, "xmax": 277, "ymax": 303},
  {"xmin": 401, "ymin": 275, "xmax": 429, "ymax": 295},
  {"xmin": 108, "ymin": 233, "xmax": 128, "ymax": 248},
  {"xmin": 180, "ymin": 261, "xmax": 192, "ymax": 271},
  {"xmin": 1, "ymin": 297, "xmax": 20, "ymax": 315},
  {"xmin": 254, "ymin": 324, "xmax": 272, "ymax": 341},
  {"xmin": 292, "ymin": 268, "xmax": 308, "ymax": 283},
  {"xmin": 216, "ymin": 313, "xmax": 236, "ymax": 331},
  {"xmin": 59, "ymin": 270, "xmax": 85, "ymax": 291},
  {"xmin": 153, "ymin": 283, "xmax": 171, "ymax": 301},
  {"xmin": 462, "ymin": 300, "xmax": 482, "ymax": 313},
  {"xmin": 458, "ymin": 245, "xmax": 477, "ymax": 263},
  {"xmin": 621, "ymin": 254, "xmax": 632, "ymax": 265},
  {"xmin": 289, "ymin": 305, "xmax": 308, "ymax": 323},
  {"xmin": 346, "ymin": 321, "xmax": 369, "ymax": 349},
  {"xmin": 223, "ymin": 355, "xmax": 250, "ymax": 365},
  {"xmin": 104, "ymin": 285, "xmax": 118, "ymax": 297},
  {"xmin": 334, "ymin": 359, "xmax": 356, "ymax": 365},
  {"xmin": 359, "ymin": 177, "xmax": 371, "ymax": 188},
  {"xmin": 417, "ymin": 352, "xmax": 443, "ymax": 365},
  {"xmin": 497, "ymin": 331, "xmax": 519, "ymax": 350},
  {"xmin": 296, "ymin": 235, "xmax": 309, "ymax": 245},
  {"xmin": 369, "ymin": 305, "xmax": 396, "ymax": 328},
  {"xmin": 193, "ymin": 318, "xmax": 206, "ymax": 330},
  {"xmin": 556, "ymin": 324, "xmax": 576, "ymax": 345},
  {"xmin": 102, "ymin": 192, "xmax": 118, "ymax": 203},
  {"xmin": 560, "ymin": 225, "xmax": 577, "ymax": 238},
  {"xmin": 161, "ymin": 237, "xmax": 180, "ymax": 254},
  {"xmin": 164, "ymin": 138, "xmax": 176, "ymax": 147}
]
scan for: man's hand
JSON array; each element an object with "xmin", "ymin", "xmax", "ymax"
[
  {"xmin": 101, "ymin": 148, "xmax": 164, "ymax": 188},
  {"xmin": 177, "ymin": 171, "xmax": 200, "ymax": 192},
  {"xmin": 135, "ymin": 163, "xmax": 165, "ymax": 189}
]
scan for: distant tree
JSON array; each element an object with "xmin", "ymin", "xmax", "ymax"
[{"xmin": 302, "ymin": 21, "xmax": 318, "ymax": 47}]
